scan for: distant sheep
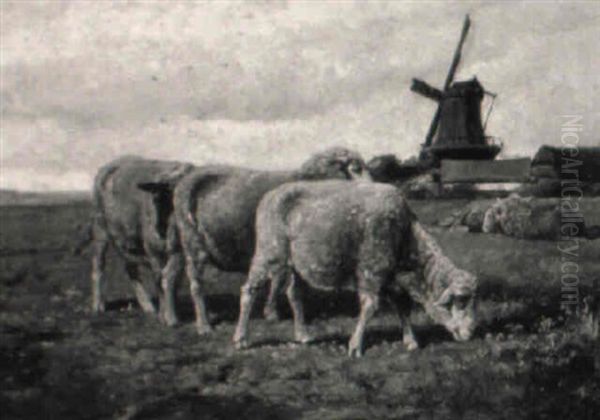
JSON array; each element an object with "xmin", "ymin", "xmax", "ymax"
[
  {"xmin": 141, "ymin": 148, "xmax": 371, "ymax": 334},
  {"xmin": 438, "ymin": 201, "xmax": 491, "ymax": 232},
  {"xmin": 233, "ymin": 181, "xmax": 478, "ymax": 356},
  {"xmin": 91, "ymin": 156, "xmax": 193, "ymax": 322},
  {"xmin": 482, "ymin": 194, "xmax": 599, "ymax": 240},
  {"xmin": 437, "ymin": 194, "xmax": 600, "ymax": 241}
]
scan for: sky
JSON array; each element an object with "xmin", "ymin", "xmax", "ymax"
[{"xmin": 1, "ymin": 0, "xmax": 599, "ymax": 191}]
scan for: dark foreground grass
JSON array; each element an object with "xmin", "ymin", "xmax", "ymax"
[{"xmin": 1, "ymin": 199, "xmax": 598, "ymax": 419}]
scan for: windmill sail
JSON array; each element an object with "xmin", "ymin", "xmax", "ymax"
[{"xmin": 423, "ymin": 14, "xmax": 471, "ymax": 147}]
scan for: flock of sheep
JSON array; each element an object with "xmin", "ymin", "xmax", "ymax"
[{"xmin": 89, "ymin": 148, "xmax": 478, "ymax": 357}]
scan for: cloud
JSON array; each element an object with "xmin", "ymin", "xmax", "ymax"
[
  {"xmin": 1, "ymin": 4, "xmax": 420, "ymax": 125},
  {"xmin": 1, "ymin": 0, "xmax": 598, "ymax": 190}
]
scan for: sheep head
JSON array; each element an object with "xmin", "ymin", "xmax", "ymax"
[
  {"xmin": 298, "ymin": 147, "xmax": 371, "ymax": 181},
  {"xmin": 482, "ymin": 199, "xmax": 504, "ymax": 233},
  {"xmin": 425, "ymin": 268, "xmax": 478, "ymax": 342}
]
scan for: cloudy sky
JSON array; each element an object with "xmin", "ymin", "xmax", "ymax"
[{"xmin": 1, "ymin": 0, "xmax": 598, "ymax": 191}]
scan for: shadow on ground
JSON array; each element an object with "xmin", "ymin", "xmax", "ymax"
[{"xmin": 129, "ymin": 392, "xmax": 298, "ymax": 420}]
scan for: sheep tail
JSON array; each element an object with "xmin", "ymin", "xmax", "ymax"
[{"xmin": 174, "ymin": 170, "xmax": 227, "ymax": 265}]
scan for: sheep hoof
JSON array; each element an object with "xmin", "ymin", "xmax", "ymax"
[
  {"xmin": 348, "ymin": 346, "xmax": 364, "ymax": 358},
  {"xmin": 233, "ymin": 339, "xmax": 249, "ymax": 350},
  {"xmin": 91, "ymin": 302, "xmax": 106, "ymax": 314},
  {"xmin": 294, "ymin": 332, "xmax": 314, "ymax": 344},
  {"xmin": 161, "ymin": 312, "xmax": 179, "ymax": 327},
  {"xmin": 141, "ymin": 306, "xmax": 158, "ymax": 316},
  {"xmin": 264, "ymin": 310, "xmax": 280, "ymax": 322},
  {"xmin": 404, "ymin": 339, "xmax": 419, "ymax": 352},
  {"xmin": 196, "ymin": 324, "xmax": 214, "ymax": 336}
]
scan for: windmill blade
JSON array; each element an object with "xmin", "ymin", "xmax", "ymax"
[
  {"xmin": 424, "ymin": 14, "xmax": 471, "ymax": 147},
  {"xmin": 411, "ymin": 79, "xmax": 443, "ymax": 101},
  {"xmin": 443, "ymin": 14, "xmax": 471, "ymax": 90}
]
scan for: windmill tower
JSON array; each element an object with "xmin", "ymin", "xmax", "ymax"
[{"xmin": 411, "ymin": 15, "xmax": 501, "ymax": 165}]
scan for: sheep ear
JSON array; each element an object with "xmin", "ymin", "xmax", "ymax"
[{"xmin": 434, "ymin": 287, "xmax": 453, "ymax": 307}]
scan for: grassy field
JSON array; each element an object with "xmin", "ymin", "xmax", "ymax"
[{"xmin": 1, "ymin": 196, "xmax": 599, "ymax": 419}]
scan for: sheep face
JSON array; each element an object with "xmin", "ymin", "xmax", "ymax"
[
  {"xmin": 482, "ymin": 206, "xmax": 501, "ymax": 233},
  {"xmin": 428, "ymin": 271, "xmax": 478, "ymax": 342}
]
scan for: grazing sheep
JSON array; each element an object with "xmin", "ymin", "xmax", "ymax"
[
  {"xmin": 437, "ymin": 201, "xmax": 492, "ymax": 232},
  {"xmin": 482, "ymin": 194, "xmax": 599, "ymax": 240},
  {"xmin": 146, "ymin": 148, "xmax": 371, "ymax": 334},
  {"xmin": 91, "ymin": 156, "xmax": 193, "ymax": 322},
  {"xmin": 233, "ymin": 181, "xmax": 478, "ymax": 356}
]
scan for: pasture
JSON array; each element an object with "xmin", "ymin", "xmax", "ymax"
[{"xmin": 1, "ymin": 196, "xmax": 599, "ymax": 419}]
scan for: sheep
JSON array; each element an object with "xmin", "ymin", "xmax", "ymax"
[
  {"xmin": 90, "ymin": 156, "xmax": 193, "ymax": 321},
  {"xmin": 482, "ymin": 194, "xmax": 599, "ymax": 240},
  {"xmin": 141, "ymin": 147, "xmax": 371, "ymax": 334},
  {"xmin": 233, "ymin": 180, "xmax": 478, "ymax": 357},
  {"xmin": 437, "ymin": 201, "xmax": 492, "ymax": 232}
]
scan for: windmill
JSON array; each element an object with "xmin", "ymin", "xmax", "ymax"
[{"xmin": 411, "ymin": 14, "xmax": 501, "ymax": 164}]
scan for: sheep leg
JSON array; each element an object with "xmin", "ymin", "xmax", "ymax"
[
  {"xmin": 348, "ymin": 290, "xmax": 379, "ymax": 358},
  {"xmin": 145, "ymin": 254, "xmax": 170, "ymax": 323},
  {"xmin": 263, "ymin": 276, "xmax": 284, "ymax": 321},
  {"xmin": 401, "ymin": 317, "xmax": 418, "ymax": 351},
  {"xmin": 286, "ymin": 273, "xmax": 313, "ymax": 344},
  {"xmin": 185, "ymin": 253, "xmax": 213, "ymax": 335},
  {"xmin": 125, "ymin": 263, "xmax": 157, "ymax": 314},
  {"xmin": 233, "ymin": 264, "xmax": 271, "ymax": 349},
  {"xmin": 158, "ymin": 253, "xmax": 183, "ymax": 327},
  {"xmin": 91, "ymin": 229, "xmax": 108, "ymax": 314},
  {"xmin": 391, "ymin": 291, "xmax": 419, "ymax": 351}
]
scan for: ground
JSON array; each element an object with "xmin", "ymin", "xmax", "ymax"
[{"xmin": 1, "ymin": 197, "xmax": 599, "ymax": 419}]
